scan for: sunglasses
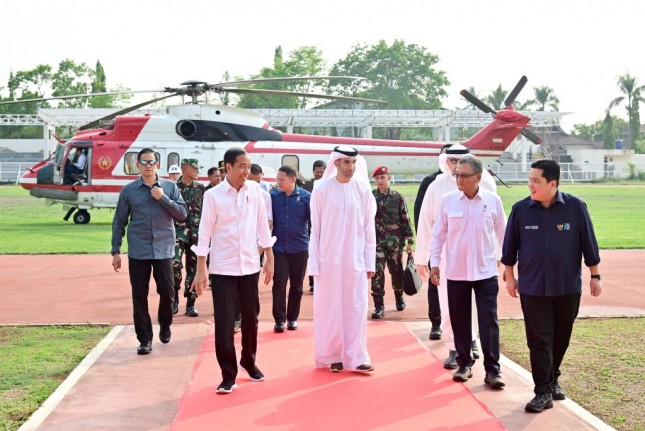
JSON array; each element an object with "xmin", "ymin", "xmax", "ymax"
[
  {"xmin": 138, "ymin": 160, "xmax": 158, "ymax": 167},
  {"xmin": 453, "ymin": 172, "xmax": 477, "ymax": 180}
]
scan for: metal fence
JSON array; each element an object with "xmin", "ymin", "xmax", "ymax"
[{"xmin": 0, "ymin": 160, "xmax": 41, "ymax": 183}]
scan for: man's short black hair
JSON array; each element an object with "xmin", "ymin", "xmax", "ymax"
[
  {"xmin": 207, "ymin": 167, "xmax": 217, "ymax": 176},
  {"xmin": 313, "ymin": 160, "xmax": 327, "ymax": 170},
  {"xmin": 223, "ymin": 147, "xmax": 247, "ymax": 168},
  {"xmin": 137, "ymin": 148, "xmax": 156, "ymax": 161},
  {"xmin": 531, "ymin": 159, "xmax": 560, "ymax": 186},
  {"xmin": 250, "ymin": 164, "xmax": 263, "ymax": 175},
  {"xmin": 278, "ymin": 165, "xmax": 297, "ymax": 178}
]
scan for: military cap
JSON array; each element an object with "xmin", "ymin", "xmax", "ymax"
[
  {"xmin": 181, "ymin": 158, "xmax": 202, "ymax": 169},
  {"xmin": 372, "ymin": 165, "xmax": 390, "ymax": 177},
  {"xmin": 218, "ymin": 160, "xmax": 226, "ymax": 171}
]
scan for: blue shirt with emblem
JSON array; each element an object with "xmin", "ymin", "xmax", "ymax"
[
  {"xmin": 501, "ymin": 191, "xmax": 600, "ymax": 296},
  {"xmin": 270, "ymin": 186, "xmax": 311, "ymax": 254}
]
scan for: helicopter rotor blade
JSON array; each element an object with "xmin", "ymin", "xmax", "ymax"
[
  {"xmin": 504, "ymin": 75, "xmax": 528, "ymax": 108},
  {"xmin": 212, "ymin": 76, "xmax": 366, "ymax": 88},
  {"xmin": 222, "ymin": 87, "xmax": 388, "ymax": 105},
  {"xmin": 0, "ymin": 89, "xmax": 163, "ymax": 106},
  {"xmin": 521, "ymin": 128, "xmax": 542, "ymax": 145},
  {"xmin": 460, "ymin": 89, "xmax": 495, "ymax": 114},
  {"xmin": 78, "ymin": 93, "xmax": 179, "ymax": 130}
]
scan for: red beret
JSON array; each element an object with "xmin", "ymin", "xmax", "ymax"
[{"xmin": 372, "ymin": 166, "xmax": 390, "ymax": 177}]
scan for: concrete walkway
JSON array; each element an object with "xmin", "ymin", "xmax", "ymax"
[{"xmin": 5, "ymin": 249, "xmax": 642, "ymax": 430}]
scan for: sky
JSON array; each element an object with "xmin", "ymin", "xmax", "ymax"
[{"xmin": 1, "ymin": 0, "xmax": 644, "ymax": 133}]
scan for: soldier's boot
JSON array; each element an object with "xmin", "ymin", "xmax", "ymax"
[
  {"xmin": 172, "ymin": 291, "xmax": 180, "ymax": 315},
  {"xmin": 371, "ymin": 296, "xmax": 384, "ymax": 319},
  {"xmin": 395, "ymin": 293, "xmax": 406, "ymax": 311},
  {"xmin": 185, "ymin": 297, "xmax": 199, "ymax": 317},
  {"xmin": 429, "ymin": 317, "xmax": 442, "ymax": 340}
]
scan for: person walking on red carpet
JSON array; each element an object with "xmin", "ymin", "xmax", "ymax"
[
  {"xmin": 308, "ymin": 146, "xmax": 377, "ymax": 373},
  {"xmin": 192, "ymin": 147, "xmax": 275, "ymax": 395}
]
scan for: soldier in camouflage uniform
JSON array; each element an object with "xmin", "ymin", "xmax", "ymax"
[
  {"xmin": 371, "ymin": 165, "xmax": 414, "ymax": 319},
  {"xmin": 173, "ymin": 158, "xmax": 205, "ymax": 317}
]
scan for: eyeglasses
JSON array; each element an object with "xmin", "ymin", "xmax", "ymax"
[
  {"xmin": 138, "ymin": 160, "xmax": 157, "ymax": 167},
  {"xmin": 447, "ymin": 157, "xmax": 460, "ymax": 164},
  {"xmin": 453, "ymin": 172, "xmax": 478, "ymax": 180}
]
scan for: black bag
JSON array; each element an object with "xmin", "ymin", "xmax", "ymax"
[{"xmin": 402, "ymin": 253, "xmax": 422, "ymax": 296}]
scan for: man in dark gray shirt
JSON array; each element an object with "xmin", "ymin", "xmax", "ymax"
[{"xmin": 111, "ymin": 148, "xmax": 187, "ymax": 355}]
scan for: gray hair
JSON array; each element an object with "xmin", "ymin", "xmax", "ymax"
[{"xmin": 457, "ymin": 155, "xmax": 483, "ymax": 174}]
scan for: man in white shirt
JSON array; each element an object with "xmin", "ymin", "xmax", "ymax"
[
  {"xmin": 429, "ymin": 156, "xmax": 507, "ymax": 388},
  {"xmin": 192, "ymin": 147, "xmax": 275, "ymax": 395},
  {"xmin": 308, "ymin": 146, "xmax": 377, "ymax": 373},
  {"xmin": 416, "ymin": 144, "xmax": 496, "ymax": 368}
]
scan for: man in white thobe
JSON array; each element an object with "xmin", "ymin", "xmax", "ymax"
[
  {"xmin": 308, "ymin": 145, "xmax": 377, "ymax": 373},
  {"xmin": 415, "ymin": 144, "xmax": 497, "ymax": 369}
]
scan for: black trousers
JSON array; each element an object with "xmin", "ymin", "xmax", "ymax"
[
  {"xmin": 520, "ymin": 293, "xmax": 581, "ymax": 394},
  {"xmin": 427, "ymin": 282, "xmax": 441, "ymax": 325},
  {"xmin": 128, "ymin": 257, "xmax": 174, "ymax": 344},
  {"xmin": 210, "ymin": 273, "xmax": 260, "ymax": 383},
  {"xmin": 272, "ymin": 250, "xmax": 308, "ymax": 323},
  {"xmin": 447, "ymin": 276, "xmax": 500, "ymax": 374}
]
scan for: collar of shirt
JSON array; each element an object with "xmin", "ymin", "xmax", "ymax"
[
  {"xmin": 528, "ymin": 190, "xmax": 565, "ymax": 208},
  {"xmin": 134, "ymin": 175, "xmax": 160, "ymax": 188},
  {"xmin": 375, "ymin": 187, "xmax": 392, "ymax": 196},
  {"xmin": 222, "ymin": 177, "xmax": 249, "ymax": 194}
]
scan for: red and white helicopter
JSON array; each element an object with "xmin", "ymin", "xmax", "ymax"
[{"xmin": 3, "ymin": 76, "xmax": 539, "ymax": 224}]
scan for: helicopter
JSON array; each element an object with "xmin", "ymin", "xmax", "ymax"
[{"xmin": 1, "ymin": 75, "xmax": 540, "ymax": 224}]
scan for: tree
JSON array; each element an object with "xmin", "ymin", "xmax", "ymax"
[
  {"xmin": 236, "ymin": 46, "xmax": 327, "ymax": 109},
  {"xmin": 523, "ymin": 85, "xmax": 560, "ymax": 111},
  {"xmin": 484, "ymin": 84, "xmax": 507, "ymax": 110},
  {"xmin": 329, "ymin": 39, "xmax": 449, "ymax": 139},
  {"xmin": 607, "ymin": 72, "xmax": 645, "ymax": 149},
  {"xmin": 572, "ymin": 115, "xmax": 629, "ymax": 149},
  {"xmin": 51, "ymin": 59, "xmax": 94, "ymax": 108}
]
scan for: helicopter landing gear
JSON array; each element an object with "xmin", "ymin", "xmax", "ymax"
[{"xmin": 73, "ymin": 209, "xmax": 91, "ymax": 224}]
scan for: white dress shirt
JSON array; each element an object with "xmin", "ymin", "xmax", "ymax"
[
  {"xmin": 194, "ymin": 178, "xmax": 276, "ymax": 276},
  {"xmin": 430, "ymin": 188, "xmax": 506, "ymax": 281}
]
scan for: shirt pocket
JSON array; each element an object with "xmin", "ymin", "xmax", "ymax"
[
  {"xmin": 447, "ymin": 212, "xmax": 464, "ymax": 231},
  {"xmin": 481, "ymin": 211, "xmax": 495, "ymax": 231}
]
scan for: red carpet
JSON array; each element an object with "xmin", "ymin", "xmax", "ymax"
[{"xmin": 171, "ymin": 321, "xmax": 504, "ymax": 431}]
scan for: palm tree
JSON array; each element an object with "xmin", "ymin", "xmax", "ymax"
[
  {"xmin": 524, "ymin": 85, "xmax": 560, "ymax": 111},
  {"xmin": 484, "ymin": 84, "xmax": 507, "ymax": 110},
  {"xmin": 607, "ymin": 72, "xmax": 645, "ymax": 149}
]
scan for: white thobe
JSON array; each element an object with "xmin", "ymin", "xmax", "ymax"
[
  {"xmin": 308, "ymin": 177, "xmax": 377, "ymax": 370},
  {"xmin": 415, "ymin": 172, "xmax": 497, "ymax": 350}
]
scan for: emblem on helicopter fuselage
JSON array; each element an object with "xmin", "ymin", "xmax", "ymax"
[{"xmin": 98, "ymin": 156, "xmax": 112, "ymax": 170}]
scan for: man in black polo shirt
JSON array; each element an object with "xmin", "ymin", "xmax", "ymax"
[{"xmin": 502, "ymin": 159, "xmax": 602, "ymax": 413}]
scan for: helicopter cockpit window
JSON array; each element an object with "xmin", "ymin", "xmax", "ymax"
[
  {"xmin": 124, "ymin": 151, "xmax": 161, "ymax": 175},
  {"xmin": 168, "ymin": 153, "xmax": 180, "ymax": 170}
]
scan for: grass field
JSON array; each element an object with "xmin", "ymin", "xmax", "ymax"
[
  {"xmin": 0, "ymin": 325, "xmax": 111, "ymax": 431},
  {"xmin": 1, "ymin": 182, "xmax": 644, "ymax": 254}
]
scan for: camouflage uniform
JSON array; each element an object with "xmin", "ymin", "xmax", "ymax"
[
  {"xmin": 173, "ymin": 174, "xmax": 205, "ymax": 302},
  {"xmin": 371, "ymin": 187, "xmax": 414, "ymax": 308}
]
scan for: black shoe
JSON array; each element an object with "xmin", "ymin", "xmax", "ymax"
[
  {"xmin": 371, "ymin": 307, "xmax": 384, "ymax": 319},
  {"xmin": 525, "ymin": 393, "xmax": 554, "ymax": 413},
  {"xmin": 395, "ymin": 296, "xmax": 406, "ymax": 311},
  {"xmin": 330, "ymin": 362, "xmax": 344, "ymax": 372},
  {"xmin": 355, "ymin": 363, "xmax": 375, "ymax": 373},
  {"xmin": 274, "ymin": 322, "xmax": 285, "ymax": 333},
  {"xmin": 240, "ymin": 363, "xmax": 265, "ymax": 382},
  {"xmin": 443, "ymin": 350, "xmax": 458, "ymax": 369},
  {"xmin": 185, "ymin": 305, "xmax": 199, "ymax": 317},
  {"xmin": 552, "ymin": 382, "xmax": 566, "ymax": 400},
  {"xmin": 172, "ymin": 297, "xmax": 179, "ymax": 315},
  {"xmin": 472, "ymin": 340, "xmax": 480, "ymax": 360},
  {"xmin": 429, "ymin": 325, "xmax": 442, "ymax": 340},
  {"xmin": 137, "ymin": 340, "xmax": 152, "ymax": 355},
  {"xmin": 287, "ymin": 321, "xmax": 298, "ymax": 330},
  {"xmin": 484, "ymin": 372, "xmax": 506, "ymax": 389},
  {"xmin": 310, "ymin": 286, "xmax": 314, "ymax": 293},
  {"xmin": 216, "ymin": 381, "xmax": 237, "ymax": 394},
  {"xmin": 453, "ymin": 365, "xmax": 473, "ymax": 382},
  {"xmin": 159, "ymin": 328, "xmax": 171, "ymax": 344}
]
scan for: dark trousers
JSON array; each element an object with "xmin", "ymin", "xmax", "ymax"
[
  {"xmin": 128, "ymin": 257, "xmax": 174, "ymax": 344},
  {"xmin": 447, "ymin": 276, "xmax": 500, "ymax": 374},
  {"xmin": 210, "ymin": 273, "xmax": 260, "ymax": 383},
  {"xmin": 272, "ymin": 250, "xmax": 308, "ymax": 323},
  {"xmin": 520, "ymin": 293, "xmax": 581, "ymax": 394},
  {"xmin": 427, "ymin": 282, "xmax": 441, "ymax": 325}
]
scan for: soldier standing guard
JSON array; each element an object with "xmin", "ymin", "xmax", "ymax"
[
  {"xmin": 371, "ymin": 166, "xmax": 414, "ymax": 319},
  {"xmin": 173, "ymin": 158, "xmax": 205, "ymax": 317}
]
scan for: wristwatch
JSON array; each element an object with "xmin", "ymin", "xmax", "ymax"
[{"xmin": 591, "ymin": 274, "xmax": 602, "ymax": 280}]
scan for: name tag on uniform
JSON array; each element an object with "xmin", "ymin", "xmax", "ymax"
[{"xmin": 524, "ymin": 225, "xmax": 539, "ymax": 230}]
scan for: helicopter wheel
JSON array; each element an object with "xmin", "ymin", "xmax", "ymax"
[{"xmin": 73, "ymin": 210, "xmax": 91, "ymax": 225}]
